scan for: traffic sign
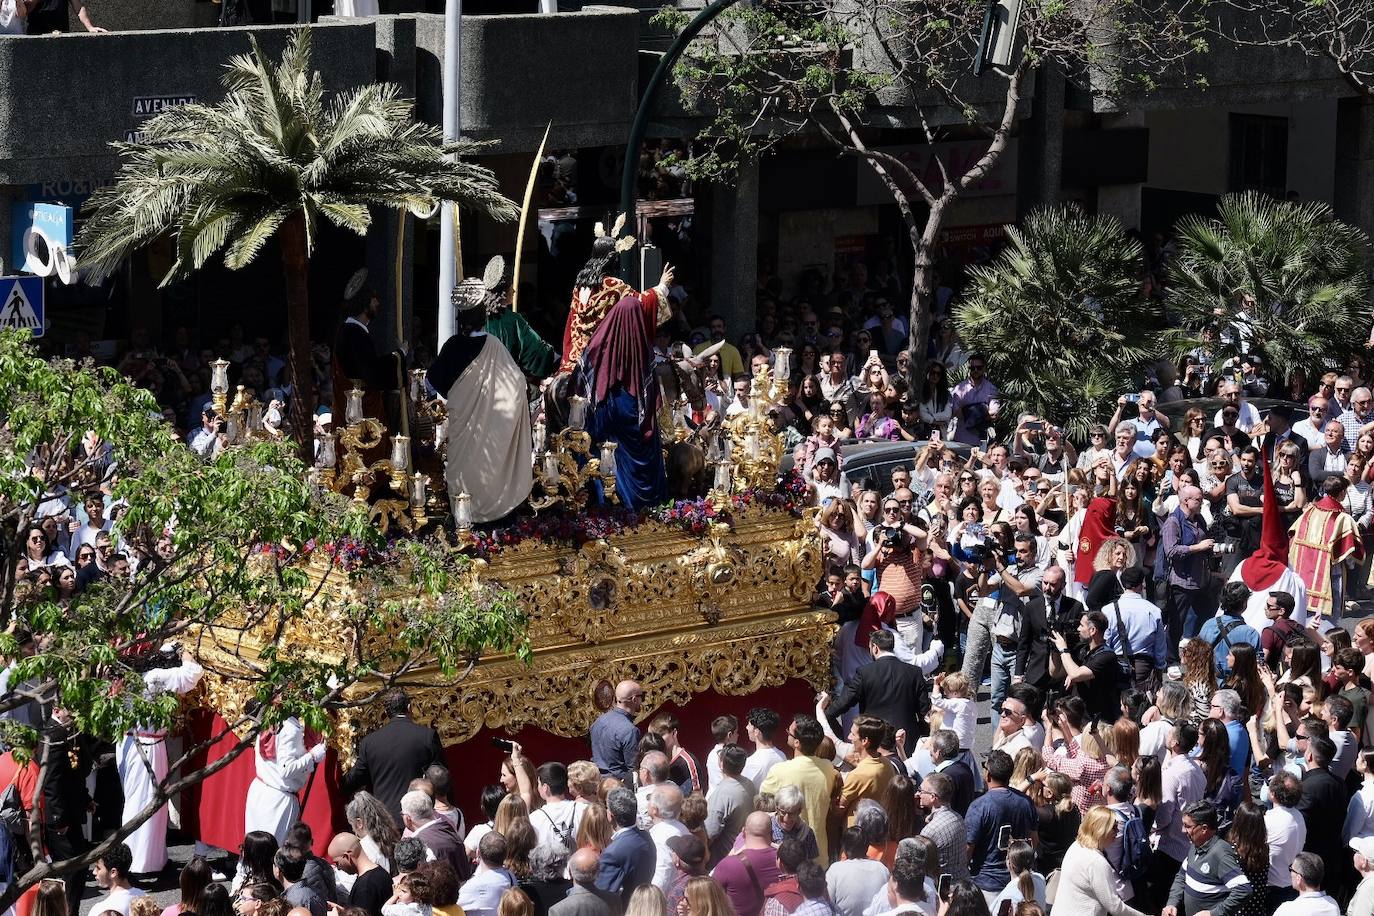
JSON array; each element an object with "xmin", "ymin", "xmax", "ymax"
[{"xmin": 0, "ymin": 276, "xmax": 44, "ymax": 337}]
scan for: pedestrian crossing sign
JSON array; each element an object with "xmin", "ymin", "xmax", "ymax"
[{"xmin": 0, "ymin": 276, "xmax": 44, "ymax": 337}]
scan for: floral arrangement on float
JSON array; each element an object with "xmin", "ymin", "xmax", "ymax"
[{"xmin": 467, "ymin": 471, "xmax": 811, "ymax": 560}]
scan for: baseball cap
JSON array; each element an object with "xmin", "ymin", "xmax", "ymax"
[
  {"xmin": 814, "ymin": 447, "xmax": 837, "ymax": 465},
  {"xmin": 666, "ymin": 834, "xmax": 706, "ymax": 868}
]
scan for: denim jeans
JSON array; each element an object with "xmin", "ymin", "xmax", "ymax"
[
  {"xmin": 961, "ymin": 598, "xmax": 996, "ymax": 687},
  {"xmin": 1166, "ymin": 584, "xmax": 1211, "ymax": 663},
  {"xmin": 990, "ymin": 641, "xmax": 1014, "ymax": 713}
]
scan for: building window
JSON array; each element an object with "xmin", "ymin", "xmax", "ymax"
[{"xmin": 1228, "ymin": 114, "xmax": 1288, "ymax": 195}]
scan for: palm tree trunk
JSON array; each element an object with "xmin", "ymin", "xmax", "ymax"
[{"xmin": 279, "ymin": 211, "xmax": 316, "ymax": 467}]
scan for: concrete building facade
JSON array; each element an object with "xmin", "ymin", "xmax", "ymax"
[{"xmin": 3, "ymin": 3, "xmax": 1369, "ymax": 353}]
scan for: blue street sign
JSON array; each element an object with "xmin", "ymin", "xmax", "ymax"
[
  {"xmin": 11, "ymin": 202, "xmax": 73, "ymax": 277},
  {"xmin": 0, "ymin": 276, "xmax": 44, "ymax": 337}
]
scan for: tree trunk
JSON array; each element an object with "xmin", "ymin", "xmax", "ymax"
[
  {"xmin": 279, "ymin": 212, "xmax": 316, "ymax": 467},
  {"xmin": 905, "ymin": 201, "xmax": 946, "ymax": 397}
]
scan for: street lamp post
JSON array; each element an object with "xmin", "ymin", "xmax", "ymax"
[{"xmin": 616, "ymin": 0, "xmax": 741, "ymax": 280}]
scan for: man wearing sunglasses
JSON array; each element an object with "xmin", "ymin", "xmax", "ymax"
[{"xmin": 1293, "ymin": 396, "xmax": 1329, "ymax": 450}]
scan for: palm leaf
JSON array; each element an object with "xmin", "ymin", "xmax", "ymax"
[
  {"xmin": 953, "ymin": 203, "xmax": 1157, "ymax": 437},
  {"xmin": 76, "ymin": 26, "xmax": 516, "ymax": 280}
]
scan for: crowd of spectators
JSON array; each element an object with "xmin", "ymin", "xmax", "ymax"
[{"xmin": 15, "ymin": 230, "xmax": 1374, "ymax": 916}]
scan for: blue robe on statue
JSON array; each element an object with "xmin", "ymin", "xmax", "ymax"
[
  {"xmin": 577, "ymin": 293, "xmax": 667, "ymax": 512},
  {"xmin": 588, "ymin": 384, "xmax": 666, "ymax": 511}
]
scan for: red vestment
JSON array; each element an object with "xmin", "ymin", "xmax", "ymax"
[{"xmin": 1289, "ymin": 495, "xmax": 1364, "ymax": 617}]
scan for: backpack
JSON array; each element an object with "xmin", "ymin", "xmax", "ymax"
[
  {"xmin": 1206, "ymin": 770, "xmax": 1245, "ymax": 835},
  {"xmin": 1273, "ymin": 617, "xmax": 1316, "ymax": 651},
  {"xmin": 1115, "ymin": 803, "xmax": 1153, "ymax": 885},
  {"xmin": 539, "ymin": 803, "xmax": 579, "ymax": 862}
]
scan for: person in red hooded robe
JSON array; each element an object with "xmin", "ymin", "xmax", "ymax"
[
  {"xmin": 1228, "ymin": 451, "xmax": 1309, "ymax": 631},
  {"xmin": 1071, "ymin": 496, "xmax": 1118, "ymax": 601}
]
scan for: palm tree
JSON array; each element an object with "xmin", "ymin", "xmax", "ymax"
[
  {"xmin": 1165, "ymin": 191, "xmax": 1372, "ymax": 387},
  {"xmin": 77, "ymin": 29, "xmax": 517, "ymax": 462},
  {"xmin": 952, "ymin": 203, "xmax": 1160, "ymax": 439}
]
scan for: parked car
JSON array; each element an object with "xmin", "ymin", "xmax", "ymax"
[{"xmin": 781, "ymin": 437, "xmax": 972, "ymax": 497}]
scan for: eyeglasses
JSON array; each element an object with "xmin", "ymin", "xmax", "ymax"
[
  {"xmin": 999, "ymin": 708, "xmax": 1025, "ymax": 718},
  {"xmin": 884, "ymin": 506, "xmax": 901, "ymax": 514},
  {"xmin": 1091, "ymin": 433, "xmax": 1105, "ymax": 439},
  {"xmin": 1338, "ymin": 386, "xmax": 1353, "ymax": 393},
  {"xmin": 959, "ymin": 476, "xmax": 974, "ymax": 483}
]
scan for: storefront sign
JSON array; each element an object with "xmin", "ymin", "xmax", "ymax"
[
  {"xmin": 11, "ymin": 202, "xmax": 73, "ymax": 280},
  {"xmin": 126, "ymin": 94, "xmax": 196, "ymax": 142}
]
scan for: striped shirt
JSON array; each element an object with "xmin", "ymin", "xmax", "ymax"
[{"xmin": 1168, "ymin": 836, "xmax": 1253, "ymax": 916}]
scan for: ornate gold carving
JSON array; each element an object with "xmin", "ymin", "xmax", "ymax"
[{"xmin": 193, "ymin": 503, "xmax": 831, "ymax": 764}]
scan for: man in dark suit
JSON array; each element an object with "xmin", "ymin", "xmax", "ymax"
[
  {"xmin": 1298, "ymin": 735, "xmax": 1350, "ymax": 899},
  {"xmin": 552, "ymin": 848, "xmax": 619, "ymax": 916},
  {"xmin": 928, "ymin": 729, "xmax": 975, "ymax": 816},
  {"xmin": 824, "ymin": 630, "xmax": 931, "ymax": 745},
  {"xmin": 341, "ymin": 689, "xmax": 445, "ymax": 819},
  {"xmin": 594, "ymin": 787, "xmax": 656, "ymax": 905},
  {"xmin": 401, "ymin": 789, "xmax": 471, "ymax": 880},
  {"xmin": 1015, "ymin": 566, "xmax": 1082, "ymax": 693}
]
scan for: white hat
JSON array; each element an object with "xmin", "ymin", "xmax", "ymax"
[{"xmin": 1352, "ymin": 836, "xmax": 1374, "ymax": 859}]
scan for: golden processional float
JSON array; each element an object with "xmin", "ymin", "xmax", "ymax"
[{"xmin": 192, "ymin": 349, "xmax": 834, "ymax": 760}]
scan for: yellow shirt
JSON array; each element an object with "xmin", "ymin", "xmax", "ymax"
[
  {"xmin": 839, "ymin": 755, "xmax": 892, "ymax": 826},
  {"xmin": 695, "ymin": 340, "xmax": 745, "ymax": 378},
  {"xmin": 760, "ymin": 754, "xmax": 838, "ymax": 863}
]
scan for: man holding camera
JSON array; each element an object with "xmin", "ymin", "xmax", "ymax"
[
  {"xmin": 1051, "ymin": 611, "xmax": 1119, "ymax": 725},
  {"xmin": 1109, "ymin": 389, "xmax": 1171, "ymax": 458},
  {"xmin": 961, "ymin": 533, "xmax": 1041, "ymax": 714},
  {"xmin": 861, "ymin": 519, "xmax": 928, "ymax": 650},
  {"xmin": 1160, "ymin": 485, "xmax": 1217, "ymax": 663}
]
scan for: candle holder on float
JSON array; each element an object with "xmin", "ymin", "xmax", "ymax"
[
  {"xmin": 211, "ymin": 358, "xmax": 232, "ymax": 417},
  {"xmin": 409, "ymin": 369, "xmax": 449, "ymax": 461},
  {"xmin": 528, "ymin": 395, "xmax": 620, "ymax": 512},
  {"xmin": 207, "ymin": 357, "xmax": 280, "ymax": 448},
  {"xmin": 311, "ymin": 385, "xmax": 443, "ymax": 536},
  {"xmin": 719, "ymin": 347, "xmax": 791, "ymax": 493}
]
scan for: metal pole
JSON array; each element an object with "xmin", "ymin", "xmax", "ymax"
[
  {"xmin": 617, "ymin": 0, "xmax": 742, "ymax": 279},
  {"xmin": 438, "ymin": 0, "xmax": 463, "ymax": 341}
]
